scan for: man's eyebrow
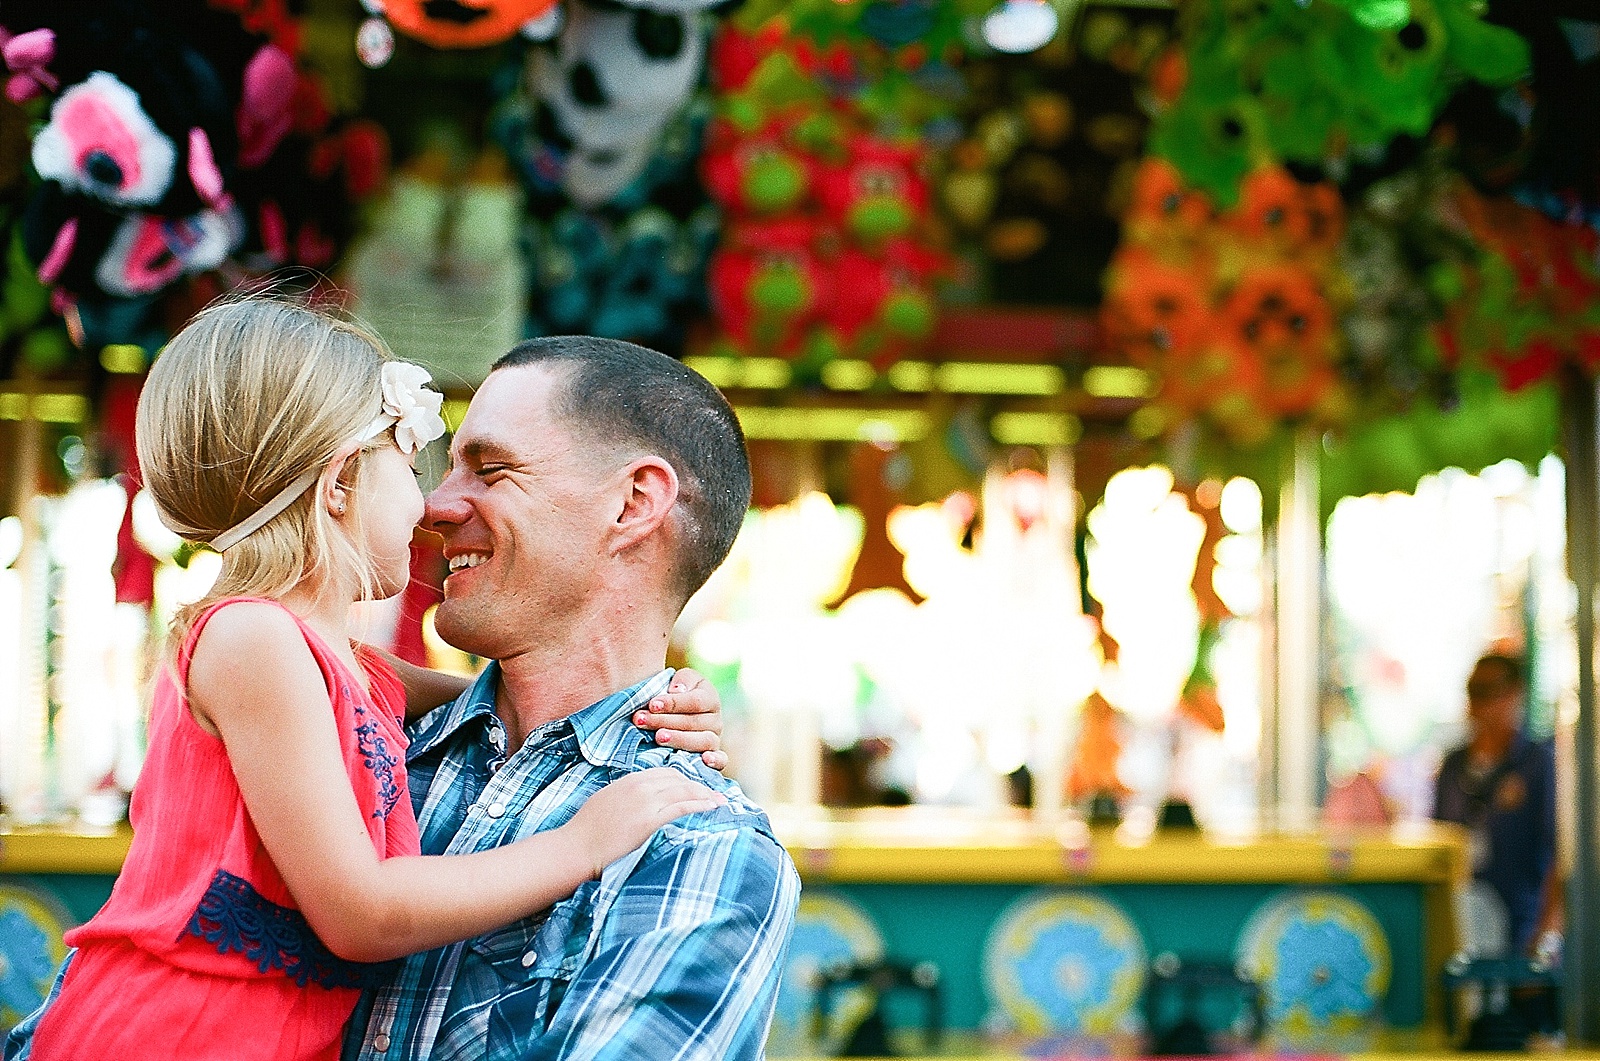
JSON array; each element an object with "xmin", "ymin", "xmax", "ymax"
[{"xmin": 456, "ymin": 438, "xmax": 520, "ymax": 464}]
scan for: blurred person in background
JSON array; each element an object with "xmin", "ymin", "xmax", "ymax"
[{"xmin": 1433, "ymin": 652, "xmax": 1557, "ymax": 956}]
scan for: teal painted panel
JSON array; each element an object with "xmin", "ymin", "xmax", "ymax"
[
  {"xmin": 1, "ymin": 873, "xmax": 1427, "ymax": 1035},
  {"xmin": 6, "ymin": 874, "xmax": 117, "ymax": 926},
  {"xmin": 822, "ymin": 881, "xmax": 1426, "ymax": 1033}
]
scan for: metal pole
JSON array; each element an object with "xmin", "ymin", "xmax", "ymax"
[
  {"xmin": 1275, "ymin": 427, "xmax": 1321, "ymax": 832},
  {"xmin": 1561, "ymin": 365, "xmax": 1600, "ymax": 1041}
]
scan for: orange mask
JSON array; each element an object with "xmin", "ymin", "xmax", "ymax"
[{"xmin": 382, "ymin": 0, "xmax": 558, "ymax": 50}]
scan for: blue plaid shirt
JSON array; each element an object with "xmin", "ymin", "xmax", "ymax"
[{"xmin": 343, "ymin": 664, "xmax": 799, "ymax": 1061}]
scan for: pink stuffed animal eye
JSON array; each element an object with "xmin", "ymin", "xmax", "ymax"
[{"xmin": 32, "ymin": 72, "xmax": 177, "ymax": 207}]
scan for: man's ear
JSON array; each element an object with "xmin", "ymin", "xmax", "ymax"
[{"xmin": 611, "ymin": 456, "xmax": 679, "ymax": 554}]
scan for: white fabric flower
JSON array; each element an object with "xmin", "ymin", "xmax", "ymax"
[{"xmin": 377, "ymin": 361, "xmax": 446, "ymax": 454}]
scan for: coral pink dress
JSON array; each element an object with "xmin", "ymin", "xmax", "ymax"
[{"xmin": 31, "ymin": 597, "xmax": 420, "ymax": 1061}]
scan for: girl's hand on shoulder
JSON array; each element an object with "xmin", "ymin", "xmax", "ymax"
[
  {"xmin": 632, "ymin": 668, "xmax": 728, "ymax": 772},
  {"xmin": 561, "ymin": 767, "xmax": 727, "ymax": 877}
]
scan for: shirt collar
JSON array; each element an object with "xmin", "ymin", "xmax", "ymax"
[
  {"xmin": 406, "ymin": 662, "xmax": 675, "ymax": 770},
  {"xmin": 570, "ymin": 669, "xmax": 674, "ymax": 770},
  {"xmin": 406, "ymin": 661, "xmax": 502, "ymax": 760}
]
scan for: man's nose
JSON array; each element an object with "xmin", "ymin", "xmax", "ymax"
[{"xmin": 424, "ymin": 475, "xmax": 472, "ymax": 533}]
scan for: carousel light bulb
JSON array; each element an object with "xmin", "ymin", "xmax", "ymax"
[
  {"xmin": 981, "ymin": 0, "xmax": 1061, "ymax": 54},
  {"xmin": 1220, "ymin": 477, "xmax": 1263, "ymax": 535}
]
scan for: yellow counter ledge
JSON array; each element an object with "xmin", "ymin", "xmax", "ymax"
[
  {"xmin": 0, "ymin": 821, "xmax": 134, "ymax": 874},
  {"xmin": 1, "ymin": 813, "xmax": 1467, "ymax": 886},
  {"xmin": 776, "ymin": 810, "xmax": 1468, "ymax": 886}
]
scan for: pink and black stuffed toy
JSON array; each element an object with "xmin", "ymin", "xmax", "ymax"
[{"xmin": 1, "ymin": 0, "xmax": 296, "ymax": 345}]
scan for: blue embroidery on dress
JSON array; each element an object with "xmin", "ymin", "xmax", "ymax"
[
  {"xmin": 354, "ymin": 703, "xmax": 402, "ymax": 820},
  {"xmin": 184, "ymin": 870, "xmax": 399, "ymax": 989}
]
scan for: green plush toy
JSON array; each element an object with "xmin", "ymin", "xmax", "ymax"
[
  {"xmin": 1322, "ymin": 0, "xmax": 1412, "ymax": 31},
  {"xmin": 1437, "ymin": 0, "xmax": 1531, "ymax": 87},
  {"xmin": 1145, "ymin": 55, "xmax": 1263, "ymax": 204},
  {"xmin": 1322, "ymin": 0, "xmax": 1450, "ymax": 143},
  {"xmin": 0, "ymin": 228, "xmax": 50, "ymax": 340},
  {"xmin": 1151, "ymin": 0, "xmax": 1530, "ymax": 198}
]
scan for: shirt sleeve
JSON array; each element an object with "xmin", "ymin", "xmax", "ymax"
[{"xmin": 530, "ymin": 823, "xmax": 800, "ymax": 1061}]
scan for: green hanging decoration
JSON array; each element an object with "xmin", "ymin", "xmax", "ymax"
[{"xmin": 1148, "ymin": 0, "xmax": 1530, "ymax": 203}]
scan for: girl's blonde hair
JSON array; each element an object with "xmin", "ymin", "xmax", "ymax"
[{"xmin": 137, "ymin": 296, "xmax": 394, "ymax": 646}]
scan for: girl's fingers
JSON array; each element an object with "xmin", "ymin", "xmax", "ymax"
[
  {"xmin": 654, "ymin": 685, "xmax": 721, "ymax": 721},
  {"xmin": 670, "ymin": 668, "xmax": 709, "ymax": 695},
  {"xmin": 700, "ymin": 750, "xmax": 729, "ymax": 772},
  {"xmin": 663, "ymin": 797, "xmax": 727, "ymax": 820},
  {"xmin": 656, "ymin": 729, "xmax": 720, "ymax": 753},
  {"xmin": 634, "ymin": 710, "xmax": 717, "ymax": 732}
]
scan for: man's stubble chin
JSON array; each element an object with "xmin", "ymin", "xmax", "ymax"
[{"xmin": 433, "ymin": 596, "xmax": 504, "ymax": 660}]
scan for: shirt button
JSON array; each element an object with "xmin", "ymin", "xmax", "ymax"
[
  {"xmin": 373, "ymin": 1033, "xmax": 391, "ymax": 1052},
  {"xmin": 486, "ymin": 802, "xmax": 506, "ymax": 818},
  {"xmin": 521, "ymin": 948, "xmax": 538, "ymax": 968}
]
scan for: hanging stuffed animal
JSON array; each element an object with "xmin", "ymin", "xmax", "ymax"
[
  {"xmin": 231, "ymin": 71, "xmax": 391, "ymax": 275},
  {"xmin": 527, "ymin": 0, "xmax": 707, "ymax": 208},
  {"xmin": 1103, "ymin": 159, "xmax": 1349, "ymax": 446},
  {"xmin": 814, "ymin": 133, "xmax": 929, "ymax": 247},
  {"xmin": 947, "ymin": 8, "xmax": 1176, "ymax": 305},
  {"xmin": 707, "ymin": 216, "xmax": 830, "ymax": 356},
  {"xmin": 1147, "ymin": 0, "xmax": 1530, "ymax": 203},
  {"xmin": 3, "ymin": 0, "xmax": 292, "ymax": 217},
  {"xmin": 0, "ymin": 0, "xmax": 297, "ymax": 345},
  {"xmin": 21, "ymin": 182, "xmax": 245, "ymax": 348},
  {"xmin": 701, "ymin": 114, "xmax": 816, "ymax": 215},
  {"xmin": 356, "ymin": 0, "xmax": 559, "ymax": 67}
]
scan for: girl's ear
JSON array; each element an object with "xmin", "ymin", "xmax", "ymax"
[{"xmin": 318, "ymin": 441, "xmax": 363, "ymax": 519}]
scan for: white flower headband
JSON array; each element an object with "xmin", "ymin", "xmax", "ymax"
[{"xmin": 206, "ymin": 362, "xmax": 447, "ymax": 552}]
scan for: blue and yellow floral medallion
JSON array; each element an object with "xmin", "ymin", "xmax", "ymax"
[
  {"xmin": 983, "ymin": 890, "xmax": 1147, "ymax": 1038},
  {"xmin": 1237, "ymin": 889, "xmax": 1391, "ymax": 1051},
  {"xmin": 0, "ymin": 885, "xmax": 71, "ymax": 1028},
  {"xmin": 767, "ymin": 891, "xmax": 884, "ymax": 1056}
]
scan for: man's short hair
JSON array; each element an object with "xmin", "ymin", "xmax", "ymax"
[
  {"xmin": 1474, "ymin": 652, "xmax": 1526, "ymax": 690},
  {"xmin": 492, "ymin": 336, "xmax": 751, "ymax": 605}
]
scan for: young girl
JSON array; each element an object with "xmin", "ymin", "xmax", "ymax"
[{"xmin": 18, "ymin": 298, "xmax": 729, "ymax": 1061}]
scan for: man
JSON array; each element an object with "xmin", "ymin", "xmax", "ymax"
[
  {"xmin": 344, "ymin": 337, "xmax": 799, "ymax": 1060},
  {"xmin": 1434, "ymin": 652, "xmax": 1556, "ymax": 955}
]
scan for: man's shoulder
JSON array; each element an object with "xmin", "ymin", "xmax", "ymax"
[{"xmin": 626, "ymin": 750, "xmax": 795, "ymax": 865}]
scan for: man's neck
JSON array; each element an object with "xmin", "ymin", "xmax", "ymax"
[
  {"xmin": 1469, "ymin": 728, "xmax": 1517, "ymax": 766},
  {"xmin": 494, "ymin": 614, "xmax": 672, "ymax": 752}
]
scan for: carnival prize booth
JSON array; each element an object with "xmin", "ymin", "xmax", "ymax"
[{"xmin": 4, "ymin": 0, "xmax": 1599, "ymax": 1053}]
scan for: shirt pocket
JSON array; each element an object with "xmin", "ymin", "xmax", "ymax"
[
  {"xmin": 473, "ymin": 884, "xmax": 597, "ymax": 1047},
  {"xmin": 469, "ymin": 882, "xmax": 596, "ymax": 985}
]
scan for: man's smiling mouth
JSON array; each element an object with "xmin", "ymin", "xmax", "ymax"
[{"xmin": 448, "ymin": 552, "xmax": 490, "ymax": 572}]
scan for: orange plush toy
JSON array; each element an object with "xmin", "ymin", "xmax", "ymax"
[
  {"xmin": 357, "ymin": 0, "xmax": 558, "ymax": 65},
  {"xmin": 1103, "ymin": 158, "xmax": 1348, "ymax": 444}
]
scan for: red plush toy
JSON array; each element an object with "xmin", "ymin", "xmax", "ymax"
[
  {"xmin": 233, "ymin": 71, "xmax": 390, "ymax": 273},
  {"xmin": 707, "ymin": 216, "xmax": 831, "ymax": 356},
  {"xmin": 814, "ymin": 133, "xmax": 929, "ymax": 246},
  {"xmin": 702, "ymin": 116, "xmax": 816, "ymax": 215}
]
